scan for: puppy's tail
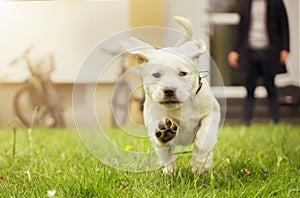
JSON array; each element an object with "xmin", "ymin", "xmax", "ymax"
[{"xmin": 174, "ymin": 16, "xmax": 193, "ymax": 47}]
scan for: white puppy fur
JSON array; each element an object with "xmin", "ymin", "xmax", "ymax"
[{"xmin": 121, "ymin": 17, "xmax": 220, "ymax": 174}]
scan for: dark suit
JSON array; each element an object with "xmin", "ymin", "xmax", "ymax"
[{"xmin": 232, "ymin": 0, "xmax": 290, "ymax": 124}]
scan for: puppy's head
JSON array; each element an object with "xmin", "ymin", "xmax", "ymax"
[{"xmin": 121, "ymin": 37, "xmax": 206, "ymax": 108}]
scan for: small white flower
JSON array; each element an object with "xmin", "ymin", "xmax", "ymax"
[
  {"xmin": 25, "ymin": 170, "xmax": 31, "ymax": 181},
  {"xmin": 277, "ymin": 156, "xmax": 283, "ymax": 167},
  {"xmin": 47, "ymin": 190, "xmax": 56, "ymax": 197}
]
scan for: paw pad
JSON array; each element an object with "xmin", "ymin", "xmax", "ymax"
[{"xmin": 155, "ymin": 118, "xmax": 178, "ymax": 143}]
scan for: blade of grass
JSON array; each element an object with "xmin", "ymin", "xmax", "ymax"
[{"xmin": 12, "ymin": 124, "xmax": 17, "ymax": 159}]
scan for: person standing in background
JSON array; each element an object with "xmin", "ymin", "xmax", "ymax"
[{"xmin": 228, "ymin": 0, "xmax": 290, "ymax": 125}]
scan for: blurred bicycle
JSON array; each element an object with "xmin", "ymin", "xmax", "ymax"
[
  {"xmin": 100, "ymin": 48, "xmax": 144, "ymax": 127},
  {"xmin": 11, "ymin": 46, "xmax": 65, "ymax": 128}
]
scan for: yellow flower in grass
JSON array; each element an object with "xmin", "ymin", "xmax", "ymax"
[
  {"xmin": 225, "ymin": 158, "xmax": 230, "ymax": 165},
  {"xmin": 124, "ymin": 145, "xmax": 132, "ymax": 151}
]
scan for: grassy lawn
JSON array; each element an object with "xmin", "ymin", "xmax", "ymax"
[{"xmin": 0, "ymin": 124, "xmax": 299, "ymax": 197}]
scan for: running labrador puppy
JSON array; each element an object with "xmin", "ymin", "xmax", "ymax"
[{"xmin": 121, "ymin": 16, "xmax": 220, "ymax": 174}]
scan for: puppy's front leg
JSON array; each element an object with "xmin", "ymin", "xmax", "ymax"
[
  {"xmin": 149, "ymin": 118, "xmax": 178, "ymax": 173},
  {"xmin": 154, "ymin": 145, "xmax": 176, "ymax": 174},
  {"xmin": 190, "ymin": 102, "xmax": 220, "ymax": 175}
]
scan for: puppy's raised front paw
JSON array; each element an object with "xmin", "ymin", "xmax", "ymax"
[{"xmin": 155, "ymin": 118, "xmax": 178, "ymax": 143}]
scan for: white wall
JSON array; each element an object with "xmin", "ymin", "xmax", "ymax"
[
  {"xmin": 163, "ymin": 0, "xmax": 212, "ymax": 83},
  {"xmin": 0, "ymin": 1, "xmax": 129, "ymax": 83}
]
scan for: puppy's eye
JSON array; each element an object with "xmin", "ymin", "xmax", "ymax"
[
  {"xmin": 178, "ymin": 71, "xmax": 187, "ymax": 77},
  {"xmin": 152, "ymin": 73, "xmax": 161, "ymax": 78}
]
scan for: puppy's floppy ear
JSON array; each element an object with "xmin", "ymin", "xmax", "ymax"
[
  {"xmin": 176, "ymin": 39, "xmax": 206, "ymax": 63},
  {"xmin": 120, "ymin": 37, "xmax": 156, "ymax": 62}
]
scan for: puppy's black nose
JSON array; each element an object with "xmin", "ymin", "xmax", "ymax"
[{"xmin": 163, "ymin": 88, "xmax": 176, "ymax": 97}]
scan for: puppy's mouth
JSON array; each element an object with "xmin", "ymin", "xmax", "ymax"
[
  {"xmin": 160, "ymin": 100, "xmax": 180, "ymax": 105},
  {"xmin": 159, "ymin": 98, "xmax": 182, "ymax": 109},
  {"xmin": 159, "ymin": 100, "xmax": 182, "ymax": 110},
  {"xmin": 159, "ymin": 94, "xmax": 181, "ymax": 106}
]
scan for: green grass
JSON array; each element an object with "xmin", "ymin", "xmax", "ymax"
[{"xmin": 0, "ymin": 124, "xmax": 299, "ymax": 197}]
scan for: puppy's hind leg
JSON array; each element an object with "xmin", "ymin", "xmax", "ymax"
[{"xmin": 190, "ymin": 101, "xmax": 220, "ymax": 175}]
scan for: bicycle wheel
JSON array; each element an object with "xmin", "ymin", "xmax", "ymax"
[
  {"xmin": 111, "ymin": 79, "xmax": 131, "ymax": 126},
  {"xmin": 14, "ymin": 84, "xmax": 42, "ymax": 127},
  {"xmin": 14, "ymin": 84, "xmax": 63, "ymax": 128},
  {"xmin": 42, "ymin": 83, "xmax": 65, "ymax": 128},
  {"xmin": 47, "ymin": 107, "xmax": 65, "ymax": 128},
  {"xmin": 37, "ymin": 107, "xmax": 64, "ymax": 128}
]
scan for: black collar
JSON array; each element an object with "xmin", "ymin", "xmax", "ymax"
[{"xmin": 196, "ymin": 76, "xmax": 202, "ymax": 95}]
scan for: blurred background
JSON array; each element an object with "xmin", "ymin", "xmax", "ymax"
[{"xmin": 0, "ymin": 0, "xmax": 299, "ymax": 128}]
